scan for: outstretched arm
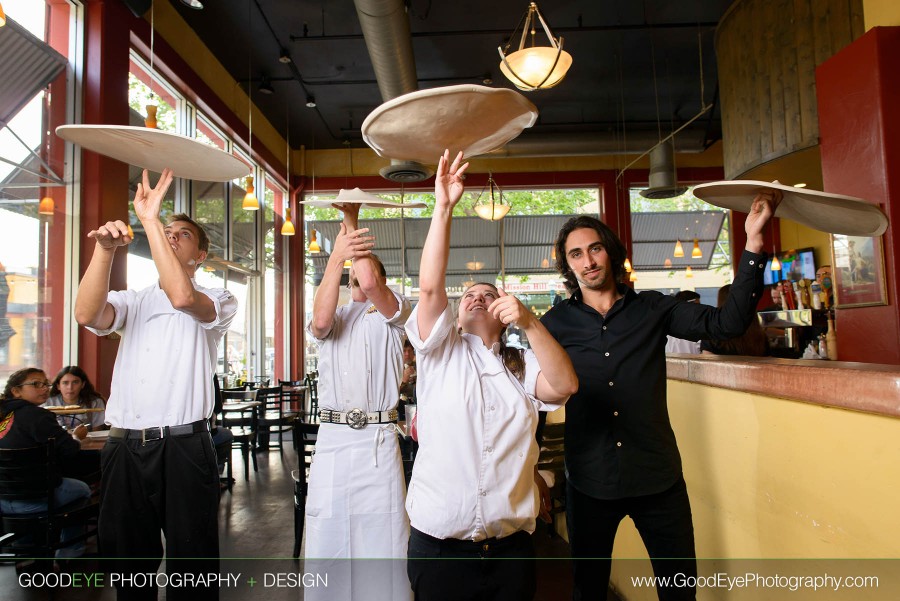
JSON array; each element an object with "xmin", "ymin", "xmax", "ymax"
[
  {"xmin": 489, "ymin": 289, "xmax": 578, "ymax": 402},
  {"xmin": 310, "ymin": 221, "xmax": 375, "ymax": 339},
  {"xmin": 75, "ymin": 220, "xmax": 131, "ymax": 330},
  {"xmin": 335, "ymin": 202, "xmax": 399, "ymax": 318},
  {"xmin": 417, "ymin": 150, "xmax": 469, "ymax": 340}
]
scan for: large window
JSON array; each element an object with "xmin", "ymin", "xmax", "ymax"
[{"xmin": 0, "ymin": 0, "xmax": 81, "ymax": 387}]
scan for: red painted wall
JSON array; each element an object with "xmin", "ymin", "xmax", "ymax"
[{"xmin": 817, "ymin": 27, "xmax": 900, "ymax": 364}]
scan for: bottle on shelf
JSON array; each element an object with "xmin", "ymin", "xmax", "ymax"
[
  {"xmin": 825, "ymin": 312, "xmax": 838, "ymax": 360},
  {"xmin": 810, "ymin": 281, "xmax": 823, "ymax": 310}
]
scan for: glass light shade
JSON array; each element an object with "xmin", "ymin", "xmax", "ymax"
[
  {"xmin": 474, "ymin": 203, "xmax": 511, "ymax": 221},
  {"xmin": 144, "ymin": 105, "xmax": 158, "ymax": 129},
  {"xmin": 541, "ymin": 258, "xmax": 550, "ymax": 269},
  {"xmin": 691, "ymin": 239, "xmax": 702, "ymax": 259},
  {"xmin": 0, "ymin": 3, "xmax": 6, "ymax": 27},
  {"xmin": 685, "ymin": 266, "xmax": 693, "ymax": 278},
  {"xmin": 499, "ymin": 46, "xmax": 572, "ymax": 90},
  {"xmin": 308, "ymin": 229, "xmax": 321, "ymax": 253},
  {"xmin": 770, "ymin": 255, "xmax": 782, "ymax": 271},
  {"xmin": 281, "ymin": 219, "xmax": 295, "ymax": 236},
  {"xmin": 38, "ymin": 196, "xmax": 54, "ymax": 215},
  {"xmin": 466, "ymin": 260, "xmax": 484, "ymax": 271},
  {"xmin": 664, "ymin": 258, "xmax": 672, "ymax": 268},
  {"xmin": 624, "ymin": 257, "xmax": 632, "ymax": 272},
  {"xmin": 673, "ymin": 240, "xmax": 685, "ymax": 258},
  {"xmin": 242, "ymin": 177, "xmax": 259, "ymax": 210},
  {"xmin": 629, "ymin": 271, "xmax": 638, "ymax": 282},
  {"xmin": 343, "ymin": 259, "xmax": 352, "ymax": 269}
]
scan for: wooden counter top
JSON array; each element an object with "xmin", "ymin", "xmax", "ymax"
[{"xmin": 666, "ymin": 354, "xmax": 900, "ymax": 418}]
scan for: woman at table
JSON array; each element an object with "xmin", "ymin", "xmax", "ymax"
[
  {"xmin": 0, "ymin": 367, "xmax": 92, "ymax": 558},
  {"xmin": 404, "ymin": 150, "xmax": 578, "ymax": 600},
  {"xmin": 45, "ymin": 366, "xmax": 107, "ymax": 438}
]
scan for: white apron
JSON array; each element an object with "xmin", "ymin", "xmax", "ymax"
[{"xmin": 304, "ymin": 422, "xmax": 411, "ymax": 601}]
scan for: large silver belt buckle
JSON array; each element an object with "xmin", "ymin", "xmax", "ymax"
[{"xmin": 346, "ymin": 408, "xmax": 368, "ymax": 430}]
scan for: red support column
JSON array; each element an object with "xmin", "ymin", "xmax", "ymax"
[
  {"xmin": 77, "ymin": 0, "xmax": 134, "ymax": 394},
  {"xmin": 817, "ymin": 27, "xmax": 900, "ymax": 364}
]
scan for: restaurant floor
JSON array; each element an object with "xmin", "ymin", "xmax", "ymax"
[{"xmin": 1, "ymin": 437, "xmax": 619, "ymax": 600}]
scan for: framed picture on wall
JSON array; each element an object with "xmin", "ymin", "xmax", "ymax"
[{"xmin": 831, "ymin": 234, "xmax": 888, "ymax": 308}]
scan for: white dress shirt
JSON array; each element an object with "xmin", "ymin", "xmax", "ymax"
[
  {"xmin": 309, "ymin": 290, "xmax": 411, "ymax": 413},
  {"xmin": 404, "ymin": 302, "xmax": 566, "ymax": 541},
  {"xmin": 665, "ymin": 336, "xmax": 701, "ymax": 354},
  {"xmin": 88, "ymin": 280, "xmax": 238, "ymax": 429}
]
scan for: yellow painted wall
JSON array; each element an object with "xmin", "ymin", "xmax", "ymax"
[
  {"xmin": 608, "ymin": 380, "xmax": 900, "ymax": 600},
  {"xmin": 777, "ymin": 219, "xmax": 833, "ymax": 269},
  {"xmin": 864, "ymin": 0, "xmax": 900, "ymax": 28}
]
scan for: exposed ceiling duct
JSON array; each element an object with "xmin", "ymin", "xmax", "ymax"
[
  {"xmin": 353, "ymin": 0, "xmax": 432, "ymax": 182},
  {"xmin": 639, "ymin": 140, "xmax": 688, "ymax": 198},
  {"xmin": 490, "ymin": 128, "xmax": 708, "ymax": 159}
]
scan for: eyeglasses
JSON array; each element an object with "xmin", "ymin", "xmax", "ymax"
[{"xmin": 21, "ymin": 380, "xmax": 51, "ymax": 389}]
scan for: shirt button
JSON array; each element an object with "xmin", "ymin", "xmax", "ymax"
[
  {"xmin": 613, "ymin": 411, "xmax": 619, "ymax": 416},
  {"xmin": 605, "ymin": 352, "xmax": 610, "ymax": 357},
  {"xmin": 489, "ymin": 406, "xmax": 495, "ymax": 411},
  {"xmin": 749, "ymin": 260, "xmax": 755, "ymax": 266},
  {"xmin": 602, "ymin": 326, "xmax": 607, "ymax": 330},
  {"xmin": 486, "ymin": 447, "xmax": 493, "ymax": 453},
  {"xmin": 617, "ymin": 441, "xmax": 622, "ymax": 447},
  {"xmin": 481, "ymin": 491, "xmax": 487, "ymax": 496},
  {"xmin": 608, "ymin": 381, "xmax": 614, "ymax": 387}
]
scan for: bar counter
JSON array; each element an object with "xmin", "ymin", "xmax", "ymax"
[{"xmin": 666, "ymin": 354, "xmax": 900, "ymax": 418}]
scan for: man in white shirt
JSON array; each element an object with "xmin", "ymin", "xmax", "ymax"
[
  {"xmin": 305, "ymin": 202, "xmax": 412, "ymax": 601},
  {"xmin": 75, "ymin": 169, "xmax": 237, "ymax": 601}
]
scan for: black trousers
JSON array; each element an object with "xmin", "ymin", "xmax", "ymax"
[
  {"xmin": 567, "ymin": 477, "xmax": 697, "ymax": 601},
  {"xmin": 407, "ymin": 527, "xmax": 536, "ymax": 601},
  {"xmin": 99, "ymin": 429, "xmax": 220, "ymax": 601}
]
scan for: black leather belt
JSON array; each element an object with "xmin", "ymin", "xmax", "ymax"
[{"xmin": 109, "ymin": 419, "xmax": 210, "ymax": 444}]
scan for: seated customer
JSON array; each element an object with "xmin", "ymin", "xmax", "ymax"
[
  {"xmin": 45, "ymin": 365, "xmax": 107, "ymax": 437},
  {"xmin": 701, "ymin": 284, "xmax": 769, "ymax": 356},
  {"xmin": 0, "ymin": 367, "xmax": 92, "ymax": 558}
]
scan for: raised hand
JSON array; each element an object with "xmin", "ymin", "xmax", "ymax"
[
  {"xmin": 133, "ymin": 168, "xmax": 174, "ymax": 224},
  {"xmin": 87, "ymin": 219, "xmax": 132, "ymax": 250},
  {"xmin": 744, "ymin": 189, "xmax": 782, "ymax": 252},
  {"xmin": 488, "ymin": 288, "xmax": 535, "ymax": 328},
  {"xmin": 434, "ymin": 149, "xmax": 470, "ymax": 212},
  {"xmin": 333, "ymin": 202, "xmax": 362, "ymax": 229},
  {"xmin": 332, "ymin": 222, "xmax": 375, "ymax": 262}
]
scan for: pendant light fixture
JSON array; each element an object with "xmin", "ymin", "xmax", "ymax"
[
  {"xmin": 38, "ymin": 196, "xmax": 54, "ymax": 216},
  {"xmin": 308, "ymin": 229, "xmax": 321, "ymax": 253},
  {"xmin": 498, "ymin": 2, "xmax": 573, "ymax": 91},
  {"xmin": 281, "ymin": 109, "xmax": 294, "ymax": 236},
  {"xmin": 0, "ymin": 3, "xmax": 7, "ymax": 27},
  {"xmin": 624, "ymin": 257, "xmax": 633, "ymax": 273},
  {"xmin": 673, "ymin": 240, "xmax": 684, "ymax": 258},
  {"xmin": 473, "ymin": 173, "xmax": 510, "ymax": 221},
  {"xmin": 691, "ymin": 239, "xmax": 702, "ymax": 259},
  {"xmin": 770, "ymin": 254, "xmax": 782, "ymax": 271},
  {"xmin": 685, "ymin": 266, "xmax": 693, "ymax": 278},
  {"xmin": 664, "ymin": 258, "xmax": 672, "ymax": 268},
  {"xmin": 629, "ymin": 271, "xmax": 638, "ymax": 283},
  {"xmin": 241, "ymin": 0, "xmax": 259, "ymax": 210}
]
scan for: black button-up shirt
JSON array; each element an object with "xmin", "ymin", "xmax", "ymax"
[{"xmin": 541, "ymin": 250, "xmax": 766, "ymax": 499}]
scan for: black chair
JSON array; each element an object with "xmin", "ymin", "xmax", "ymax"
[
  {"xmin": 536, "ymin": 420, "xmax": 567, "ymax": 531},
  {"xmin": 0, "ymin": 439, "xmax": 98, "ymax": 566},
  {"xmin": 292, "ymin": 421, "xmax": 319, "ymax": 558},
  {"xmin": 256, "ymin": 386, "xmax": 300, "ymax": 451},
  {"xmin": 219, "ymin": 389, "xmax": 259, "ymax": 481},
  {"xmin": 303, "ymin": 374, "xmax": 319, "ymax": 422}
]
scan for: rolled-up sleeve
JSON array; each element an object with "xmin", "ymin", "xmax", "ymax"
[
  {"xmin": 85, "ymin": 290, "xmax": 131, "ymax": 337},
  {"xmin": 198, "ymin": 288, "xmax": 239, "ymax": 333}
]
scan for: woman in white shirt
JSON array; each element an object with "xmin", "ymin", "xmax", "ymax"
[{"xmin": 404, "ymin": 150, "xmax": 578, "ymax": 601}]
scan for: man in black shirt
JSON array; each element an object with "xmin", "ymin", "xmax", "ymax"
[{"xmin": 540, "ymin": 192, "xmax": 780, "ymax": 600}]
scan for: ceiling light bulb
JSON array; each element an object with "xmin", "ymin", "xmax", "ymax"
[
  {"xmin": 793, "ymin": 183, "xmax": 807, "ymax": 188},
  {"xmin": 541, "ymin": 258, "xmax": 549, "ymax": 269},
  {"xmin": 0, "ymin": 3, "xmax": 6, "ymax": 27},
  {"xmin": 306, "ymin": 95, "xmax": 317, "ymax": 108},
  {"xmin": 664, "ymin": 258, "xmax": 672, "ymax": 268},
  {"xmin": 38, "ymin": 196, "xmax": 55, "ymax": 216},
  {"xmin": 685, "ymin": 266, "xmax": 693, "ymax": 278},
  {"xmin": 629, "ymin": 271, "xmax": 638, "ymax": 282},
  {"xmin": 278, "ymin": 49, "xmax": 292, "ymax": 64},
  {"xmin": 258, "ymin": 77, "xmax": 274, "ymax": 95},
  {"xmin": 242, "ymin": 177, "xmax": 259, "ymax": 210},
  {"xmin": 180, "ymin": 0, "xmax": 204, "ymax": 10},
  {"xmin": 673, "ymin": 240, "xmax": 684, "ymax": 258},
  {"xmin": 770, "ymin": 255, "xmax": 782, "ymax": 271},
  {"xmin": 691, "ymin": 239, "xmax": 702, "ymax": 259},
  {"xmin": 624, "ymin": 257, "xmax": 632, "ymax": 273}
]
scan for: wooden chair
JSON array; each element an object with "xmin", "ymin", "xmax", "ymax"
[
  {"xmin": 536, "ymin": 419, "xmax": 567, "ymax": 531},
  {"xmin": 256, "ymin": 386, "xmax": 299, "ymax": 451},
  {"xmin": 303, "ymin": 373, "xmax": 320, "ymax": 422},
  {"xmin": 219, "ymin": 389, "xmax": 259, "ymax": 481},
  {"xmin": 0, "ymin": 440, "xmax": 99, "ymax": 565},
  {"xmin": 292, "ymin": 421, "xmax": 319, "ymax": 558}
]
